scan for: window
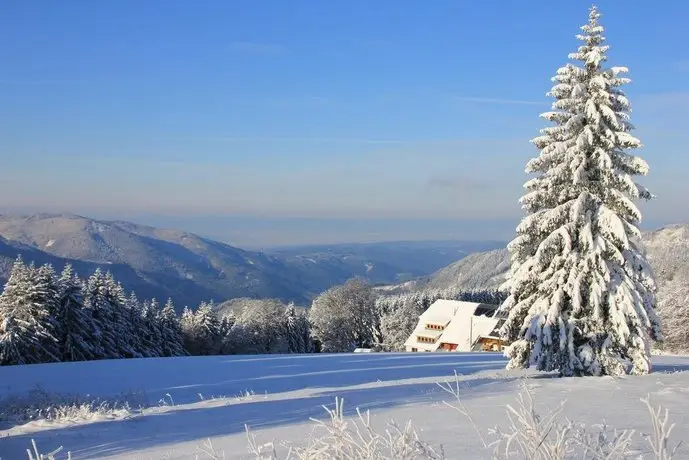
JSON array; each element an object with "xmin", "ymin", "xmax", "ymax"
[{"xmin": 417, "ymin": 336, "xmax": 435, "ymax": 344}]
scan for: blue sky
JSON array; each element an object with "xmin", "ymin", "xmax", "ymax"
[{"xmin": 1, "ymin": 1, "xmax": 688, "ymax": 246}]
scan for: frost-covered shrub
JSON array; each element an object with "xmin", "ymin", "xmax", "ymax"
[
  {"xmin": 309, "ymin": 279, "xmax": 377, "ymax": 353},
  {"xmin": 243, "ymin": 377, "xmax": 682, "ymax": 460},
  {"xmin": 0, "ymin": 387, "xmax": 145, "ymax": 426}
]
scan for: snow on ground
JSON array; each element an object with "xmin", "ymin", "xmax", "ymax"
[{"xmin": 1, "ymin": 353, "xmax": 689, "ymax": 459}]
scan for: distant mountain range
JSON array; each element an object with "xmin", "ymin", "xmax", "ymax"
[
  {"xmin": 0, "ymin": 214, "xmax": 504, "ymax": 308},
  {"xmin": 404, "ymin": 225, "xmax": 689, "ymax": 308}
]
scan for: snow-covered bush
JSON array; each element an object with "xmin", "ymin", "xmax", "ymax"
[
  {"xmin": 309, "ymin": 279, "xmax": 378, "ymax": 353},
  {"xmin": 246, "ymin": 397, "xmax": 443, "ymax": 459},
  {"xmin": 235, "ymin": 299, "xmax": 289, "ymax": 354},
  {"xmin": 0, "ymin": 387, "xmax": 144, "ymax": 426}
]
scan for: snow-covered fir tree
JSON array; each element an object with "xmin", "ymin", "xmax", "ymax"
[
  {"xmin": 140, "ymin": 298, "xmax": 164, "ymax": 357},
  {"xmin": 0, "ymin": 259, "xmax": 61, "ymax": 365},
  {"xmin": 122, "ymin": 291, "xmax": 148, "ymax": 357},
  {"xmin": 497, "ymin": 6, "xmax": 661, "ymax": 377},
  {"xmin": 84, "ymin": 269, "xmax": 118, "ymax": 358},
  {"xmin": 103, "ymin": 272, "xmax": 140, "ymax": 358},
  {"xmin": 56, "ymin": 265, "xmax": 97, "ymax": 362},
  {"xmin": 179, "ymin": 305, "xmax": 198, "ymax": 353},
  {"xmin": 284, "ymin": 303, "xmax": 300, "ymax": 353},
  {"xmin": 32, "ymin": 264, "xmax": 63, "ymax": 359},
  {"xmin": 185, "ymin": 301, "xmax": 221, "ymax": 355},
  {"xmin": 159, "ymin": 298, "xmax": 186, "ymax": 357},
  {"xmin": 284, "ymin": 303, "xmax": 313, "ymax": 353}
]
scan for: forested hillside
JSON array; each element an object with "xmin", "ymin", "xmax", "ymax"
[{"xmin": 0, "ymin": 214, "xmax": 500, "ymax": 308}]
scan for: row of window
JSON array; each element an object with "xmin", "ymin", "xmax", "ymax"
[
  {"xmin": 417, "ymin": 336, "xmax": 436, "ymax": 343},
  {"xmin": 425, "ymin": 324, "xmax": 444, "ymax": 330}
]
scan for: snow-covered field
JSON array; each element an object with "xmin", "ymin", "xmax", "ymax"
[{"xmin": 1, "ymin": 353, "xmax": 689, "ymax": 459}]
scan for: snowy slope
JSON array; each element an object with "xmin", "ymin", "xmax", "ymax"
[
  {"xmin": 421, "ymin": 248, "xmax": 510, "ymax": 291},
  {"xmin": 1, "ymin": 353, "xmax": 688, "ymax": 459}
]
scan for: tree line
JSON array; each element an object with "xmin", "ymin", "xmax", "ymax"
[
  {"xmin": 0, "ymin": 258, "xmax": 313, "ymax": 365},
  {"xmin": 0, "ymin": 257, "xmax": 505, "ymax": 366}
]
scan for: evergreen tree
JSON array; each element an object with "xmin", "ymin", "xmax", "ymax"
[
  {"xmin": 0, "ymin": 259, "xmax": 61, "ymax": 365},
  {"xmin": 297, "ymin": 312, "xmax": 315, "ymax": 353},
  {"xmin": 85, "ymin": 269, "xmax": 137, "ymax": 359},
  {"xmin": 216, "ymin": 312, "xmax": 236, "ymax": 355},
  {"xmin": 103, "ymin": 272, "xmax": 140, "ymax": 358},
  {"xmin": 122, "ymin": 291, "xmax": 148, "ymax": 356},
  {"xmin": 31, "ymin": 264, "xmax": 62, "ymax": 359},
  {"xmin": 159, "ymin": 298, "xmax": 186, "ymax": 357},
  {"xmin": 180, "ymin": 305, "xmax": 198, "ymax": 354},
  {"xmin": 284, "ymin": 303, "xmax": 300, "ymax": 353},
  {"xmin": 56, "ymin": 265, "xmax": 97, "ymax": 362},
  {"xmin": 185, "ymin": 302, "xmax": 220, "ymax": 355},
  {"xmin": 497, "ymin": 6, "xmax": 661, "ymax": 377},
  {"xmin": 140, "ymin": 298, "xmax": 163, "ymax": 357}
]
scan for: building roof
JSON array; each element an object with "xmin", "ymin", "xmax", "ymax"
[
  {"xmin": 415, "ymin": 329, "xmax": 444, "ymax": 340},
  {"xmin": 404, "ymin": 299, "xmax": 501, "ymax": 352}
]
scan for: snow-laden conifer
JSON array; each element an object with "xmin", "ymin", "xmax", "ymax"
[
  {"xmin": 57, "ymin": 265, "xmax": 97, "ymax": 362},
  {"xmin": 0, "ymin": 259, "xmax": 61, "ymax": 365},
  {"xmin": 180, "ymin": 305, "xmax": 197, "ymax": 353},
  {"xmin": 284, "ymin": 303, "xmax": 301, "ymax": 353},
  {"xmin": 122, "ymin": 291, "xmax": 148, "ymax": 356},
  {"xmin": 103, "ymin": 272, "xmax": 140, "ymax": 358},
  {"xmin": 284, "ymin": 303, "xmax": 312, "ymax": 353},
  {"xmin": 84, "ymin": 269, "xmax": 117, "ymax": 358},
  {"xmin": 185, "ymin": 301, "xmax": 221, "ymax": 355},
  {"xmin": 159, "ymin": 298, "xmax": 186, "ymax": 356},
  {"xmin": 498, "ymin": 6, "xmax": 661, "ymax": 376},
  {"xmin": 84, "ymin": 270, "xmax": 136, "ymax": 358},
  {"xmin": 140, "ymin": 298, "xmax": 164, "ymax": 357}
]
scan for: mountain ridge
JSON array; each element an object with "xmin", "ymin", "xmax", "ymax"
[
  {"xmin": 0, "ymin": 213, "xmax": 503, "ymax": 308},
  {"xmin": 410, "ymin": 223, "xmax": 689, "ymax": 297}
]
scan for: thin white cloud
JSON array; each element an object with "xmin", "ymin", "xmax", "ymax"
[
  {"xmin": 456, "ymin": 96, "xmax": 545, "ymax": 105},
  {"xmin": 229, "ymin": 41, "xmax": 286, "ymax": 55}
]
